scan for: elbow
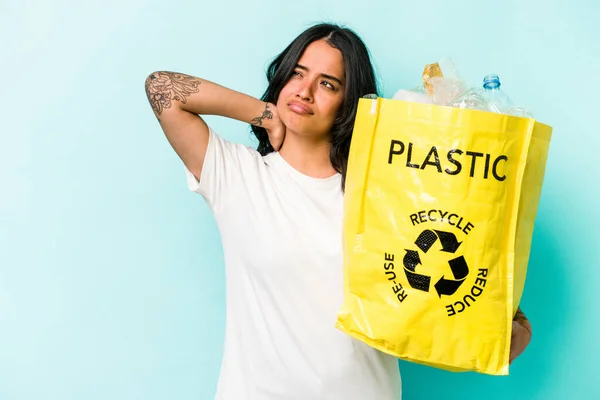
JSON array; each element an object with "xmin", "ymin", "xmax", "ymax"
[
  {"xmin": 144, "ymin": 71, "xmax": 162, "ymax": 100},
  {"xmin": 145, "ymin": 71, "xmax": 169, "ymax": 117},
  {"xmin": 144, "ymin": 71, "xmax": 157, "ymax": 91}
]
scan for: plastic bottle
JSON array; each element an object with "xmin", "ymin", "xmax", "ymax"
[
  {"xmin": 481, "ymin": 74, "xmax": 532, "ymax": 117},
  {"xmin": 481, "ymin": 74, "xmax": 513, "ymax": 113},
  {"xmin": 447, "ymin": 87, "xmax": 490, "ymax": 112}
]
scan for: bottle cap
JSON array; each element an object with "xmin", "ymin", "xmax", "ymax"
[{"xmin": 483, "ymin": 74, "xmax": 501, "ymax": 89}]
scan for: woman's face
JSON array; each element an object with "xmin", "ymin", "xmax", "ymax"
[{"xmin": 276, "ymin": 39, "xmax": 345, "ymax": 140}]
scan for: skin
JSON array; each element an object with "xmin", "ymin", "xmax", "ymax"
[
  {"xmin": 275, "ymin": 39, "xmax": 345, "ymax": 179},
  {"xmin": 510, "ymin": 309, "xmax": 532, "ymax": 364}
]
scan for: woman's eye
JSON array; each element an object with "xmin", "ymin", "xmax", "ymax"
[{"xmin": 321, "ymin": 81, "xmax": 334, "ymax": 89}]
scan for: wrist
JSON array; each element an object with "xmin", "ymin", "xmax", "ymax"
[{"xmin": 250, "ymin": 102, "xmax": 275, "ymax": 128}]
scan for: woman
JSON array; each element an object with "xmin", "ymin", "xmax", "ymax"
[{"xmin": 144, "ymin": 23, "xmax": 532, "ymax": 400}]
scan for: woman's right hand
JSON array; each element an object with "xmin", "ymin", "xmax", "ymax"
[{"xmin": 251, "ymin": 102, "xmax": 286, "ymax": 151}]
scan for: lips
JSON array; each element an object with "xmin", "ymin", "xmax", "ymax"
[{"xmin": 288, "ymin": 101, "xmax": 313, "ymax": 115}]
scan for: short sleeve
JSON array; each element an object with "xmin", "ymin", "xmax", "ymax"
[{"xmin": 184, "ymin": 127, "xmax": 261, "ymax": 211}]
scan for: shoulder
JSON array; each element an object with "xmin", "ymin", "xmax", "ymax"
[
  {"xmin": 207, "ymin": 128, "xmax": 262, "ymax": 162},
  {"xmin": 186, "ymin": 127, "xmax": 271, "ymax": 204}
]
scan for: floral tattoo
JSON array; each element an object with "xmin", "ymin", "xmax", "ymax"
[
  {"xmin": 145, "ymin": 72, "xmax": 200, "ymax": 116},
  {"xmin": 251, "ymin": 103, "xmax": 273, "ymax": 127}
]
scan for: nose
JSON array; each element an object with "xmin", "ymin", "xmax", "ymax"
[{"xmin": 296, "ymin": 80, "xmax": 314, "ymax": 102}]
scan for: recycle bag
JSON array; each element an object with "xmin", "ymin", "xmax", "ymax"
[{"xmin": 336, "ymin": 97, "xmax": 552, "ymax": 375}]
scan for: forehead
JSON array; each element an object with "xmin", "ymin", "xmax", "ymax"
[{"xmin": 297, "ymin": 39, "xmax": 345, "ymax": 79}]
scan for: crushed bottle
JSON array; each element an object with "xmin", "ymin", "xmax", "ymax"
[{"xmin": 390, "ymin": 59, "xmax": 534, "ymax": 118}]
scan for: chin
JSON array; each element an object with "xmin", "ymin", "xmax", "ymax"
[
  {"xmin": 280, "ymin": 108, "xmax": 331, "ymax": 139},
  {"xmin": 281, "ymin": 112, "xmax": 310, "ymax": 134}
]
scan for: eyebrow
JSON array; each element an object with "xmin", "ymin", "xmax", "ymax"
[{"xmin": 296, "ymin": 64, "xmax": 344, "ymax": 86}]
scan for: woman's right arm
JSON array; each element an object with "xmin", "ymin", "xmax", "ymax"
[{"xmin": 144, "ymin": 71, "xmax": 283, "ymax": 181}]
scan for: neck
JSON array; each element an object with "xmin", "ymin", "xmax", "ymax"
[{"xmin": 278, "ymin": 132, "xmax": 337, "ymax": 179}]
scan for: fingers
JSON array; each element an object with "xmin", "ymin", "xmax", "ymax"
[{"xmin": 508, "ymin": 321, "xmax": 529, "ymax": 365}]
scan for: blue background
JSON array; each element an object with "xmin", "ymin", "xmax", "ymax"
[{"xmin": 2, "ymin": 0, "xmax": 598, "ymax": 399}]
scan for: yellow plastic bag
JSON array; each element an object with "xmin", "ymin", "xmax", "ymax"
[{"xmin": 336, "ymin": 98, "xmax": 552, "ymax": 375}]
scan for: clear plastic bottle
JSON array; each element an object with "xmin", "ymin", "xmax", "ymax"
[
  {"xmin": 447, "ymin": 86, "xmax": 490, "ymax": 112},
  {"xmin": 481, "ymin": 74, "xmax": 513, "ymax": 113},
  {"xmin": 447, "ymin": 74, "xmax": 533, "ymax": 117},
  {"xmin": 481, "ymin": 74, "xmax": 532, "ymax": 117}
]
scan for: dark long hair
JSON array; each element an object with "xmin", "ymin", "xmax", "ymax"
[{"xmin": 251, "ymin": 23, "xmax": 379, "ymax": 190}]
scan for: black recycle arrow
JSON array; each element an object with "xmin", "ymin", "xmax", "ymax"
[
  {"xmin": 415, "ymin": 229, "xmax": 462, "ymax": 254},
  {"xmin": 434, "ymin": 230, "xmax": 462, "ymax": 253},
  {"xmin": 415, "ymin": 229, "xmax": 438, "ymax": 253},
  {"xmin": 434, "ymin": 255, "xmax": 469, "ymax": 297},
  {"xmin": 403, "ymin": 250, "xmax": 430, "ymax": 292}
]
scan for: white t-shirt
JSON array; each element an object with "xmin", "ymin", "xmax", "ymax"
[{"xmin": 185, "ymin": 128, "xmax": 401, "ymax": 400}]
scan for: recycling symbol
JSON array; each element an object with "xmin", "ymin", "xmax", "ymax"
[{"xmin": 403, "ymin": 229, "xmax": 469, "ymax": 297}]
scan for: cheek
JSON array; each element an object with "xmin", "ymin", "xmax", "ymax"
[
  {"xmin": 275, "ymin": 94, "xmax": 290, "ymax": 125},
  {"xmin": 278, "ymin": 82, "xmax": 296, "ymax": 103},
  {"xmin": 322, "ymin": 96, "xmax": 344, "ymax": 123},
  {"xmin": 276, "ymin": 85, "xmax": 293, "ymax": 111}
]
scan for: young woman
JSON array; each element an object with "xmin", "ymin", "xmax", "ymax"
[{"xmin": 145, "ymin": 23, "xmax": 532, "ymax": 400}]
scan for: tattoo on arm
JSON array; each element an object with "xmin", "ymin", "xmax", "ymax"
[
  {"xmin": 251, "ymin": 103, "xmax": 273, "ymax": 126},
  {"xmin": 145, "ymin": 71, "xmax": 201, "ymax": 117}
]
